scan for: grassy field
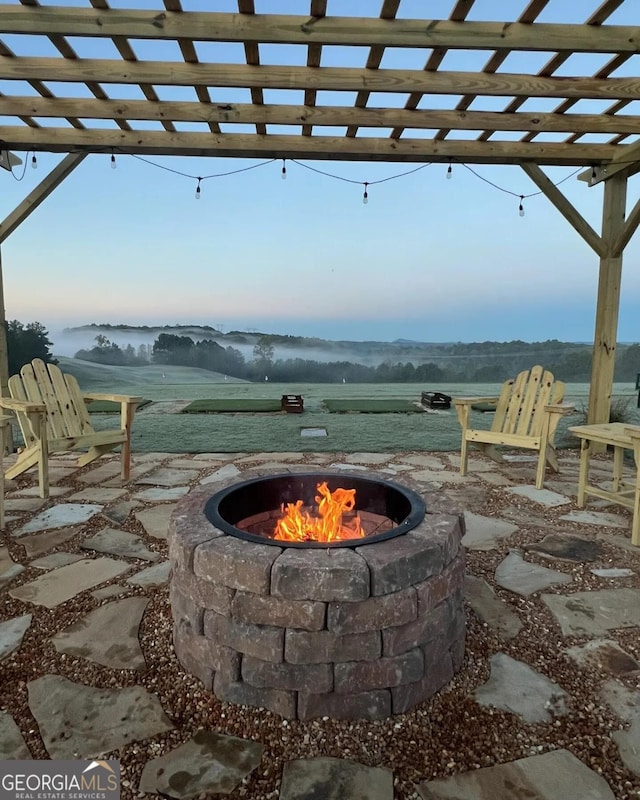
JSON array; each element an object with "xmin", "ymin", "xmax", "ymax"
[{"xmin": 56, "ymin": 357, "xmax": 640, "ymax": 454}]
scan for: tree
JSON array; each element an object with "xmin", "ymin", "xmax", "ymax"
[
  {"xmin": 253, "ymin": 336, "xmax": 275, "ymax": 365},
  {"xmin": 7, "ymin": 320, "xmax": 56, "ymax": 376}
]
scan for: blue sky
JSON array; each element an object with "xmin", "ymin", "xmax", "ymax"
[{"xmin": 0, "ymin": 0, "xmax": 639, "ymax": 347}]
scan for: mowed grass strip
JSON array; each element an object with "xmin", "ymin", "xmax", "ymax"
[
  {"xmin": 323, "ymin": 398, "xmax": 425, "ymax": 414},
  {"xmin": 86, "ymin": 398, "xmax": 152, "ymax": 413},
  {"xmin": 182, "ymin": 398, "xmax": 283, "ymax": 413}
]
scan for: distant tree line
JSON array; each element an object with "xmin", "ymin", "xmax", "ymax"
[
  {"xmin": 7, "ymin": 320, "xmax": 56, "ymax": 376},
  {"xmin": 71, "ymin": 332, "xmax": 640, "ymax": 384}
]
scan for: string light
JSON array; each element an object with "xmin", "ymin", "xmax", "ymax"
[
  {"xmin": 518, "ymin": 195, "xmax": 525, "ymax": 217},
  {"xmin": 281, "ymin": 159, "xmax": 287, "ymax": 180},
  {"xmin": 195, "ymin": 177, "xmax": 202, "ymax": 200},
  {"xmin": 110, "ymin": 150, "xmax": 116, "ymax": 170},
  {"xmin": 362, "ymin": 182, "xmax": 369, "ymax": 205},
  {"xmin": 446, "ymin": 161, "xmax": 452, "ymax": 180},
  {"xmin": 31, "ymin": 153, "xmax": 37, "ymax": 170}
]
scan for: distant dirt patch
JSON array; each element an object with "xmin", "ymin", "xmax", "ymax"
[
  {"xmin": 323, "ymin": 399, "xmax": 426, "ymax": 414},
  {"xmin": 182, "ymin": 399, "xmax": 283, "ymax": 413}
]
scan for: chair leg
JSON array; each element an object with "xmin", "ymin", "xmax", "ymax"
[
  {"xmin": 460, "ymin": 435, "xmax": 469, "ymax": 476},
  {"xmin": 535, "ymin": 443, "xmax": 548, "ymax": 490}
]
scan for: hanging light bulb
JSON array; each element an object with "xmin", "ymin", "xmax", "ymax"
[
  {"xmin": 362, "ymin": 182, "xmax": 369, "ymax": 205},
  {"xmin": 446, "ymin": 161, "xmax": 452, "ymax": 180},
  {"xmin": 281, "ymin": 159, "xmax": 287, "ymax": 180},
  {"xmin": 31, "ymin": 153, "xmax": 37, "ymax": 170},
  {"xmin": 195, "ymin": 178, "xmax": 202, "ymax": 200},
  {"xmin": 110, "ymin": 151, "xmax": 116, "ymax": 170},
  {"xmin": 518, "ymin": 195, "xmax": 525, "ymax": 217}
]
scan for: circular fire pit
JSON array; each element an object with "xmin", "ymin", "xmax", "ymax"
[{"xmin": 169, "ymin": 469, "xmax": 466, "ymax": 721}]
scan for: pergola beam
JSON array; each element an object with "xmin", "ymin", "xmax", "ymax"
[
  {"xmin": 520, "ymin": 163, "xmax": 606, "ymax": 257},
  {"xmin": 1, "ymin": 7, "xmax": 638, "ymax": 53},
  {"xmin": 0, "ymin": 152, "xmax": 86, "ymax": 244},
  {"xmin": 611, "ymin": 195, "xmax": 640, "ymax": 257},
  {"xmin": 0, "ymin": 96, "xmax": 638, "ymax": 137},
  {"xmin": 0, "ymin": 127, "xmax": 618, "ymax": 166},
  {"xmin": 1, "ymin": 58, "xmax": 639, "ymax": 102}
]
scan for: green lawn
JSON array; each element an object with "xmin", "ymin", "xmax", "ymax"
[
  {"xmin": 51, "ymin": 358, "xmax": 639, "ymax": 454},
  {"xmin": 322, "ymin": 398, "xmax": 425, "ymax": 414},
  {"xmin": 182, "ymin": 398, "xmax": 283, "ymax": 413}
]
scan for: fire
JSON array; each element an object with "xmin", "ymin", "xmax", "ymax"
[{"xmin": 273, "ymin": 481, "xmax": 364, "ymax": 543}]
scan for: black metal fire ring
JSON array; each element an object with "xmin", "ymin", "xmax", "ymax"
[{"xmin": 203, "ymin": 471, "xmax": 426, "ymax": 548}]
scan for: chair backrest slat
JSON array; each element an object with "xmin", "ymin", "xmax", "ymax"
[
  {"xmin": 492, "ymin": 366, "xmax": 564, "ymax": 439},
  {"xmin": 9, "ymin": 359, "xmax": 96, "ymax": 442}
]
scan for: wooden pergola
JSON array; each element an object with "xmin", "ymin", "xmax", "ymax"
[{"xmin": 0, "ymin": 0, "xmax": 639, "ymax": 425}]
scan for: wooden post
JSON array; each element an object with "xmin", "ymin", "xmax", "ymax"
[
  {"xmin": 0, "ymin": 245, "xmax": 8, "ymax": 399},
  {"xmin": 587, "ymin": 173, "xmax": 628, "ymax": 426}
]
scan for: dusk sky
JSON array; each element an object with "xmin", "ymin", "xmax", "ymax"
[{"xmin": 1, "ymin": 0, "xmax": 639, "ymax": 349}]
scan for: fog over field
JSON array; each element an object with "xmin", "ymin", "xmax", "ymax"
[{"xmin": 51, "ymin": 325, "xmax": 427, "ymax": 367}]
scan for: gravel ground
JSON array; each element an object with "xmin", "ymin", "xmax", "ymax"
[{"xmin": 1, "ymin": 450, "xmax": 640, "ymax": 799}]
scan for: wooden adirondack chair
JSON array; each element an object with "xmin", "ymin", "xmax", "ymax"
[
  {"xmin": 0, "ymin": 358, "xmax": 142, "ymax": 498},
  {"xmin": 453, "ymin": 365, "xmax": 574, "ymax": 489}
]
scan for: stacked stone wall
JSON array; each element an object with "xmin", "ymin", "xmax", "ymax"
[{"xmin": 169, "ymin": 473, "xmax": 466, "ymax": 721}]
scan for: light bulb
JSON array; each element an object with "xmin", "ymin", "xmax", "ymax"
[
  {"xmin": 195, "ymin": 180, "xmax": 201, "ymax": 200},
  {"xmin": 281, "ymin": 160, "xmax": 287, "ymax": 180},
  {"xmin": 518, "ymin": 198, "xmax": 525, "ymax": 217},
  {"xmin": 110, "ymin": 153, "xmax": 116, "ymax": 170},
  {"xmin": 446, "ymin": 164, "xmax": 452, "ymax": 180},
  {"xmin": 31, "ymin": 154, "xmax": 37, "ymax": 170},
  {"xmin": 363, "ymin": 184, "xmax": 369, "ymax": 205}
]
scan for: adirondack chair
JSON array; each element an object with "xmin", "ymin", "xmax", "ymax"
[
  {"xmin": 453, "ymin": 365, "xmax": 574, "ymax": 489},
  {"xmin": 0, "ymin": 358, "xmax": 142, "ymax": 498}
]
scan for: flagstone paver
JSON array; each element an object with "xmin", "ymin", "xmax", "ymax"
[
  {"xmin": 13, "ymin": 503, "xmax": 103, "ymax": 536},
  {"xmin": 0, "ymin": 546, "xmax": 24, "ymax": 587},
  {"xmin": 595, "ymin": 532, "xmax": 639, "ymax": 553},
  {"xmin": 18, "ymin": 526, "xmax": 82, "ymax": 557},
  {"xmin": 31, "ymin": 553, "xmax": 85, "ymax": 569},
  {"xmin": 68, "ymin": 487, "xmax": 128, "ymax": 503},
  {"xmin": 135, "ymin": 505, "xmax": 175, "ymax": 539},
  {"xmin": 9, "ymin": 558, "xmax": 131, "ymax": 608},
  {"xmin": 461, "ymin": 512, "xmax": 518, "ymax": 551},
  {"xmin": 542, "ymin": 588, "xmax": 640, "ymax": 637},
  {"xmin": 506, "ymin": 486, "xmax": 571, "ymax": 507},
  {"xmin": 565, "ymin": 639, "xmax": 640, "ymax": 676},
  {"xmin": 102, "ymin": 499, "xmax": 143, "ymax": 525},
  {"xmin": 126, "ymin": 560, "xmax": 171, "ymax": 587},
  {"xmin": 590, "ymin": 567, "xmax": 635, "ymax": 578},
  {"xmin": 560, "ymin": 510, "xmax": 630, "ymax": 528},
  {"xmin": 344, "ymin": 453, "xmax": 395, "ymax": 465},
  {"xmin": 523, "ymin": 533, "xmax": 605, "ymax": 562},
  {"xmin": 9, "ymin": 485, "xmax": 71, "ymax": 498},
  {"xmin": 0, "ymin": 614, "xmax": 32, "ymax": 661},
  {"xmin": 4, "ymin": 497, "xmax": 47, "ymax": 512},
  {"xmin": 279, "ymin": 757, "xmax": 394, "ymax": 800},
  {"xmin": 28, "ymin": 675, "xmax": 173, "ymax": 759},
  {"xmin": 464, "ymin": 575, "xmax": 523, "ymax": 640},
  {"xmin": 136, "ymin": 467, "xmax": 201, "ymax": 486},
  {"xmin": 601, "ymin": 680, "xmax": 640, "ymax": 778},
  {"xmin": 91, "ymin": 584, "xmax": 129, "ymax": 600},
  {"xmin": 495, "ymin": 551, "xmax": 572, "ymax": 596},
  {"xmin": 81, "ymin": 528, "xmax": 160, "ymax": 561},
  {"xmin": 133, "ymin": 487, "xmax": 190, "ymax": 501},
  {"xmin": 199, "ymin": 464, "xmax": 241, "ymax": 484},
  {"xmin": 52, "ymin": 597, "xmax": 149, "ymax": 669},
  {"xmin": 0, "ymin": 712, "xmax": 31, "ymax": 759},
  {"xmin": 138, "ymin": 730, "xmax": 264, "ymax": 799},
  {"xmin": 398, "ymin": 454, "xmax": 447, "ymax": 469},
  {"xmin": 416, "ymin": 749, "xmax": 615, "ymax": 800},
  {"xmin": 474, "ymin": 653, "xmax": 569, "ymax": 724}
]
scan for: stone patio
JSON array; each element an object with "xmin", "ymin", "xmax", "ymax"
[{"xmin": 1, "ymin": 447, "xmax": 639, "ymax": 800}]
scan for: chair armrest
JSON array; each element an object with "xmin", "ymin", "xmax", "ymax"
[
  {"xmin": 0, "ymin": 397, "xmax": 46, "ymax": 413},
  {"xmin": 544, "ymin": 403, "xmax": 575, "ymax": 416},
  {"xmin": 453, "ymin": 396, "xmax": 499, "ymax": 407},
  {"xmin": 83, "ymin": 393, "xmax": 143, "ymax": 405},
  {"xmin": 624, "ymin": 425, "xmax": 640, "ymax": 440}
]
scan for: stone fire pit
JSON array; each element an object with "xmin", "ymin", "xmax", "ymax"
[{"xmin": 169, "ymin": 469, "xmax": 466, "ymax": 721}]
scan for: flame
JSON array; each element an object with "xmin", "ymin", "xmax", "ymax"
[{"xmin": 273, "ymin": 481, "xmax": 364, "ymax": 543}]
